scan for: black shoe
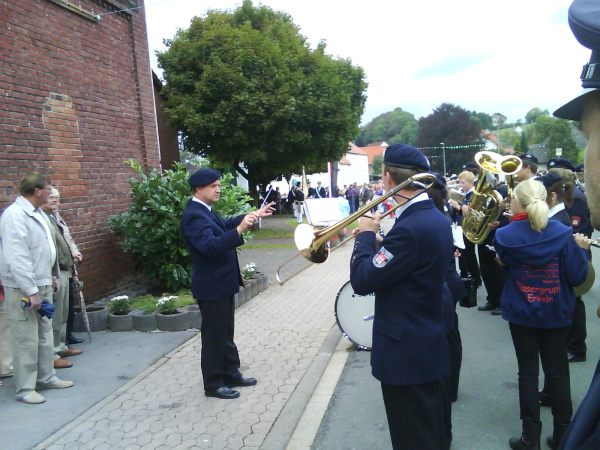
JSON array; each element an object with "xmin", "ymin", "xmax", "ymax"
[
  {"xmin": 205, "ymin": 386, "xmax": 240, "ymax": 399},
  {"xmin": 491, "ymin": 308, "xmax": 503, "ymax": 316},
  {"xmin": 225, "ymin": 376, "xmax": 257, "ymax": 388},
  {"xmin": 67, "ymin": 334, "xmax": 84, "ymax": 345},
  {"xmin": 478, "ymin": 303, "xmax": 495, "ymax": 312},
  {"xmin": 567, "ymin": 353, "xmax": 586, "ymax": 363}
]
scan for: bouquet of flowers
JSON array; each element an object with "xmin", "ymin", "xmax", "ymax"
[
  {"xmin": 107, "ymin": 295, "xmax": 130, "ymax": 315},
  {"xmin": 242, "ymin": 262, "xmax": 257, "ymax": 280},
  {"xmin": 156, "ymin": 295, "xmax": 178, "ymax": 315}
]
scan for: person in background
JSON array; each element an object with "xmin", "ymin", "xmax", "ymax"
[
  {"xmin": 494, "ymin": 179, "xmax": 590, "ymax": 450},
  {"xmin": 41, "ymin": 187, "xmax": 82, "ymax": 369},
  {"xmin": 293, "ymin": 181, "xmax": 305, "ymax": 224},
  {"xmin": 516, "ymin": 153, "xmax": 539, "ymax": 181},
  {"xmin": 350, "ymin": 144, "xmax": 453, "ymax": 450},
  {"xmin": 0, "ymin": 173, "xmax": 74, "ymax": 404}
]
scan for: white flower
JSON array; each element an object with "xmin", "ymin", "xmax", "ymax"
[
  {"xmin": 156, "ymin": 296, "xmax": 178, "ymax": 306},
  {"xmin": 110, "ymin": 295, "xmax": 129, "ymax": 302}
]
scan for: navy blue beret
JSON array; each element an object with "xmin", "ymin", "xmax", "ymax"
[
  {"xmin": 383, "ymin": 144, "xmax": 430, "ymax": 171},
  {"xmin": 519, "ymin": 153, "xmax": 538, "ymax": 165},
  {"xmin": 538, "ymin": 172, "xmax": 562, "ymax": 188},
  {"xmin": 188, "ymin": 168, "xmax": 221, "ymax": 188},
  {"xmin": 575, "ymin": 163, "xmax": 584, "ymax": 172},
  {"xmin": 547, "ymin": 158, "xmax": 575, "ymax": 171},
  {"xmin": 462, "ymin": 162, "xmax": 477, "ymax": 170}
]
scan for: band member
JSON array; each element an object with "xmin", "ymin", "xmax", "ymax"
[
  {"xmin": 494, "ymin": 179, "xmax": 590, "ymax": 450},
  {"xmin": 350, "ymin": 144, "xmax": 453, "ymax": 450},
  {"xmin": 180, "ymin": 168, "xmax": 274, "ymax": 400},
  {"xmin": 516, "ymin": 153, "xmax": 539, "ymax": 181},
  {"xmin": 293, "ymin": 181, "xmax": 305, "ymax": 224}
]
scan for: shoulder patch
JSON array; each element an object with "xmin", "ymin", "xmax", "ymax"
[
  {"xmin": 373, "ymin": 246, "xmax": 394, "ymax": 268},
  {"xmin": 571, "ymin": 216, "xmax": 581, "ymax": 227}
]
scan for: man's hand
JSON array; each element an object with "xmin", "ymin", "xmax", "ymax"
[
  {"xmin": 255, "ymin": 201, "xmax": 276, "ymax": 218},
  {"xmin": 357, "ymin": 212, "xmax": 381, "ymax": 234},
  {"xmin": 29, "ymin": 293, "xmax": 42, "ymax": 311},
  {"xmin": 574, "ymin": 233, "xmax": 592, "ymax": 250},
  {"xmin": 73, "ymin": 251, "xmax": 83, "ymax": 262},
  {"xmin": 487, "ymin": 220, "xmax": 500, "ymax": 231},
  {"xmin": 237, "ymin": 213, "xmax": 258, "ymax": 235}
]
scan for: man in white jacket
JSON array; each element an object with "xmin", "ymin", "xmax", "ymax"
[{"xmin": 0, "ymin": 174, "xmax": 74, "ymax": 404}]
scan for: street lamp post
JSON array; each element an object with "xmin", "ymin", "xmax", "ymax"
[{"xmin": 440, "ymin": 142, "xmax": 446, "ymax": 176}]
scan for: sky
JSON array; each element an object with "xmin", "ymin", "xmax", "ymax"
[{"xmin": 144, "ymin": 0, "xmax": 590, "ymax": 126}]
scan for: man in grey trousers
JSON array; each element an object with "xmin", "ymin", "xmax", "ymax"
[{"xmin": 0, "ymin": 174, "xmax": 74, "ymax": 404}]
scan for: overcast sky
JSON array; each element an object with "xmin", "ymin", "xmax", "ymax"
[{"xmin": 144, "ymin": 0, "xmax": 589, "ymax": 125}]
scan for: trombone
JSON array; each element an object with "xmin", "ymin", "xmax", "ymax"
[{"xmin": 276, "ymin": 173, "xmax": 438, "ymax": 284}]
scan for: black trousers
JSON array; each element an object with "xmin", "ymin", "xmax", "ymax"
[
  {"xmin": 197, "ymin": 296, "xmax": 241, "ymax": 391},
  {"xmin": 509, "ymin": 323, "xmax": 572, "ymax": 424},
  {"xmin": 381, "ymin": 379, "xmax": 450, "ymax": 450},
  {"xmin": 446, "ymin": 312, "xmax": 462, "ymax": 403},
  {"xmin": 460, "ymin": 239, "xmax": 481, "ymax": 286},
  {"xmin": 567, "ymin": 297, "xmax": 587, "ymax": 357},
  {"xmin": 477, "ymin": 244, "xmax": 505, "ymax": 308}
]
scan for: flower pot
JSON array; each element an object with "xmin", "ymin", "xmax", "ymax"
[
  {"xmin": 255, "ymin": 273, "xmax": 268, "ymax": 293},
  {"xmin": 238, "ymin": 285, "xmax": 248, "ymax": 305},
  {"xmin": 108, "ymin": 313, "xmax": 133, "ymax": 331},
  {"xmin": 156, "ymin": 310, "xmax": 191, "ymax": 332},
  {"xmin": 185, "ymin": 305, "xmax": 202, "ymax": 329},
  {"xmin": 73, "ymin": 305, "xmax": 108, "ymax": 332},
  {"xmin": 250, "ymin": 278, "xmax": 258, "ymax": 298},
  {"xmin": 131, "ymin": 310, "xmax": 157, "ymax": 332}
]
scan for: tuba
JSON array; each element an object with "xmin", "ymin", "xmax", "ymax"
[{"xmin": 462, "ymin": 151, "xmax": 522, "ymax": 244}]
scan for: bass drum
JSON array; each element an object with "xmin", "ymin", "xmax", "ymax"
[{"xmin": 335, "ymin": 281, "xmax": 375, "ymax": 350}]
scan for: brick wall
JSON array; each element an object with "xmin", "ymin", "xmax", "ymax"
[
  {"xmin": 153, "ymin": 73, "xmax": 179, "ymax": 170},
  {"xmin": 0, "ymin": 0, "xmax": 160, "ymax": 300}
]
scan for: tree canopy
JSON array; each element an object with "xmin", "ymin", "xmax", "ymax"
[
  {"xmin": 532, "ymin": 115, "xmax": 578, "ymax": 161},
  {"xmin": 157, "ymin": 0, "xmax": 366, "ymax": 190},
  {"xmin": 416, "ymin": 103, "xmax": 484, "ymax": 175},
  {"xmin": 525, "ymin": 107, "xmax": 550, "ymax": 124},
  {"xmin": 355, "ymin": 107, "xmax": 418, "ymax": 146}
]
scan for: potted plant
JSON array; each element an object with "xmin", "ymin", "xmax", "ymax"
[
  {"xmin": 242, "ymin": 262, "xmax": 259, "ymax": 298},
  {"xmin": 156, "ymin": 295, "xmax": 191, "ymax": 331},
  {"xmin": 107, "ymin": 295, "xmax": 133, "ymax": 331}
]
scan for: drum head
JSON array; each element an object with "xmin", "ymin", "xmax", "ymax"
[{"xmin": 335, "ymin": 280, "xmax": 375, "ymax": 350}]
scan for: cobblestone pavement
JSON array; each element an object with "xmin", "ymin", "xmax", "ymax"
[{"xmin": 39, "ymin": 220, "xmax": 353, "ymax": 450}]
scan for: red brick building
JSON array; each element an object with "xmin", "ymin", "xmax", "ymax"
[{"xmin": 0, "ymin": 0, "xmax": 169, "ymax": 300}]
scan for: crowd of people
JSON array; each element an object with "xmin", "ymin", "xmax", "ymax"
[{"xmin": 0, "ymin": 175, "xmax": 84, "ymax": 404}]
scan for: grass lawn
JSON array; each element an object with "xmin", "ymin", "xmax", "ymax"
[{"xmin": 129, "ymin": 289, "xmax": 196, "ymax": 314}]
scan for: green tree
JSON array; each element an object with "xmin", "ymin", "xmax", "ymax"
[
  {"xmin": 468, "ymin": 110, "xmax": 493, "ymax": 130},
  {"xmin": 533, "ymin": 116, "xmax": 578, "ymax": 161},
  {"xmin": 157, "ymin": 0, "xmax": 366, "ymax": 195},
  {"xmin": 108, "ymin": 161, "xmax": 252, "ymax": 291},
  {"xmin": 416, "ymin": 103, "xmax": 484, "ymax": 175},
  {"xmin": 525, "ymin": 107, "xmax": 549, "ymax": 124},
  {"xmin": 356, "ymin": 107, "xmax": 418, "ymax": 146}
]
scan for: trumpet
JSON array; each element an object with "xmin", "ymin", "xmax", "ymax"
[{"xmin": 275, "ymin": 173, "xmax": 438, "ymax": 284}]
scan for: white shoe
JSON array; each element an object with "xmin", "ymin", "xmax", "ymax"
[
  {"xmin": 17, "ymin": 391, "xmax": 46, "ymax": 404},
  {"xmin": 36, "ymin": 377, "xmax": 75, "ymax": 390}
]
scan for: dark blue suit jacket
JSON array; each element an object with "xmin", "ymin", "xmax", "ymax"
[
  {"xmin": 350, "ymin": 199, "xmax": 453, "ymax": 385},
  {"xmin": 180, "ymin": 199, "xmax": 245, "ymax": 302}
]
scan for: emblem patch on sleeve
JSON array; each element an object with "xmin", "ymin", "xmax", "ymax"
[
  {"xmin": 571, "ymin": 216, "xmax": 581, "ymax": 227},
  {"xmin": 373, "ymin": 246, "xmax": 394, "ymax": 268}
]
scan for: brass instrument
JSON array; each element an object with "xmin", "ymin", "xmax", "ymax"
[
  {"xmin": 294, "ymin": 173, "xmax": 438, "ymax": 264},
  {"xmin": 448, "ymin": 188, "xmax": 466, "ymax": 204},
  {"xmin": 462, "ymin": 151, "xmax": 522, "ymax": 244}
]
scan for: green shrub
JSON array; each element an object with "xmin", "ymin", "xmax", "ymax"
[{"xmin": 108, "ymin": 160, "xmax": 253, "ymax": 291}]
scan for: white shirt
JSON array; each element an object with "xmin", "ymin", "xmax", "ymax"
[
  {"xmin": 395, "ymin": 192, "xmax": 430, "ymax": 219},
  {"xmin": 192, "ymin": 197, "xmax": 212, "ymax": 211},
  {"xmin": 548, "ymin": 202, "xmax": 566, "ymax": 219}
]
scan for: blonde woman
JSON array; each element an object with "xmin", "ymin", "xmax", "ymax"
[{"xmin": 494, "ymin": 179, "xmax": 591, "ymax": 450}]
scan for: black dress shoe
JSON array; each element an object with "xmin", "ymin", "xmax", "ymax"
[
  {"xmin": 567, "ymin": 353, "xmax": 586, "ymax": 363},
  {"xmin": 478, "ymin": 303, "xmax": 495, "ymax": 312},
  {"xmin": 205, "ymin": 386, "xmax": 240, "ymax": 399},
  {"xmin": 539, "ymin": 390, "xmax": 551, "ymax": 407},
  {"xmin": 67, "ymin": 335, "xmax": 84, "ymax": 345},
  {"xmin": 225, "ymin": 376, "xmax": 257, "ymax": 388},
  {"xmin": 491, "ymin": 308, "xmax": 503, "ymax": 316}
]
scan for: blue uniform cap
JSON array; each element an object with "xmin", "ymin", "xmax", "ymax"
[
  {"xmin": 575, "ymin": 163, "xmax": 584, "ymax": 172},
  {"xmin": 519, "ymin": 153, "xmax": 539, "ymax": 165},
  {"xmin": 462, "ymin": 162, "xmax": 477, "ymax": 170},
  {"xmin": 547, "ymin": 158, "xmax": 575, "ymax": 171},
  {"xmin": 189, "ymin": 168, "xmax": 221, "ymax": 188},
  {"xmin": 538, "ymin": 172, "xmax": 562, "ymax": 188},
  {"xmin": 383, "ymin": 144, "xmax": 430, "ymax": 171}
]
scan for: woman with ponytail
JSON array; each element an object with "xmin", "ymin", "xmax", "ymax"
[{"xmin": 494, "ymin": 179, "xmax": 591, "ymax": 450}]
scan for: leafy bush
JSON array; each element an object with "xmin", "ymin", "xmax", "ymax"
[
  {"xmin": 107, "ymin": 295, "xmax": 130, "ymax": 315},
  {"xmin": 242, "ymin": 262, "xmax": 257, "ymax": 279},
  {"xmin": 109, "ymin": 160, "xmax": 253, "ymax": 291}
]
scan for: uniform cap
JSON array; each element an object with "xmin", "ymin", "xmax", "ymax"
[
  {"xmin": 188, "ymin": 168, "xmax": 221, "ymax": 188},
  {"xmin": 383, "ymin": 144, "xmax": 430, "ymax": 171}
]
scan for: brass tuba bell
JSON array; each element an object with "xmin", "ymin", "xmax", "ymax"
[{"xmin": 462, "ymin": 151, "xmax": 522, "ymax": 244}]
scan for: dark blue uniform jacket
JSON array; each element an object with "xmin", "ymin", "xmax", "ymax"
[
  {"xmin": 350, "ymin": 199, "xmax": 453, "ymax": 386},
  {"xmin": 180, "ymin": 199, "xmax": 245, "ymax": 302}
]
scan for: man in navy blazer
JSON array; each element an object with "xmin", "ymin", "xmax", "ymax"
[
  {"xmin": 181, "ymin": 168, "xmax": 274, "ymax": 400},
  {"xmin": 350, "ymin": 144, "xmax": 454, "ymax": 450}
]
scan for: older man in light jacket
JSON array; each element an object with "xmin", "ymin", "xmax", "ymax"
[{"xmin": 0, "ymin": 174, "xmax": 74, "ymax": 404}]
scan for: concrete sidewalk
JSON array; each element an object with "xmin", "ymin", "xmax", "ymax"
[{"xmin": 34, "ymin": 236, "xmax": 352, "ymax": 449}]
